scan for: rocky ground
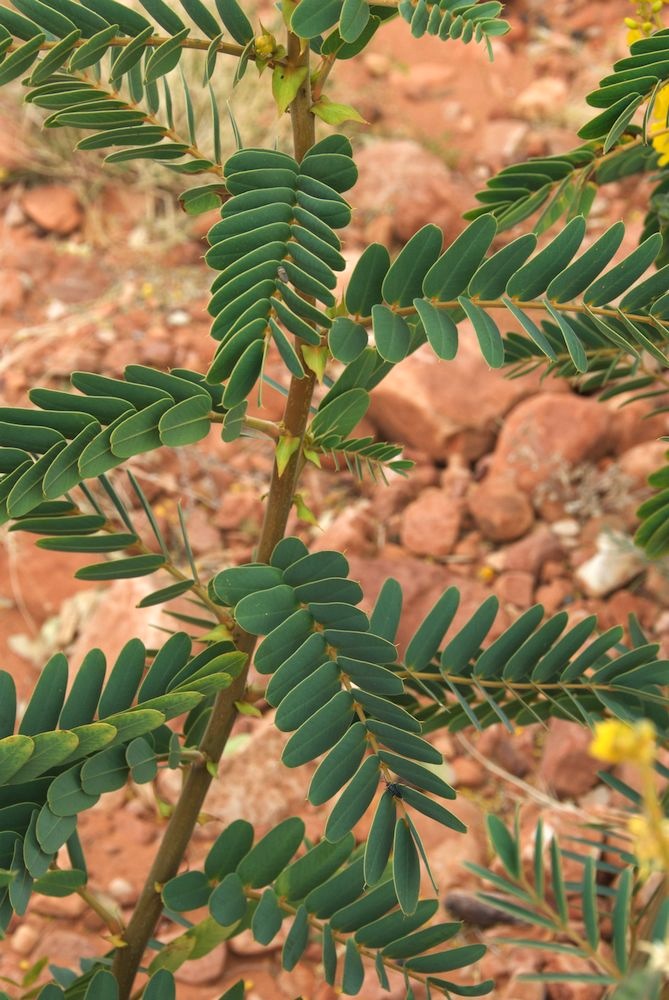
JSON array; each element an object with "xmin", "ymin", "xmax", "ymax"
[{"xmin": 0, "ymin": 1, "xmax": 668, "ymax": 997}]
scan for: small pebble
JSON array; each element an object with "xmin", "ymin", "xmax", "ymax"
[{"xmin": 10, "ymin": 924, "xmax": 39, "ymax": 955}]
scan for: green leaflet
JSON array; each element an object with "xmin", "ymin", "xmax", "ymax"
[
  {"xmin": 308, "ymin": 722, "xmax": 367, "ymax": 806},
  {"xmin": 252, "ymin": 887, "xmax": 284, "ymax": 945},
  {"xmin": 329, "ymin": 318, "xmax": 368, "ymax": 363},
  {"xmin": 205, "ymin": 820, "xmax": 254, "ymax": 880},
  {"xmin": 282, "ymin": 904, "xmax": 309, "ymax": 971},
  {"xmin": 69, "ymin": 23, "xmax": 120, "ymax": 70},
  {"xmin": 584, "ymin": 233, "xmax": 662, "ymax": 306},
  {"xmin": 47, "ymin": 765, "xmax": 100, "ymax": 816},
  {"xmin": 209, "ymin": 872, "xmax": 247, "ymax": 925},
  {"xmin": 405, "ymin": 587, "xmax": 460, "ymax": 672},
  {"xmin": 506, "ymin": 216, "xmax": 586, "ymax": 301},
  {"xmin": 543, "ymin": 303, "xmax": 588, "ymax": 373},
  {"xmin": 406, "ymin": 943, "xmax": 487, "ymax": 973},
  {"xmin": 413, "ymin": 299, "xmax": 458, "ymax": 360},
  {"xmin": 37, "ymin": 532, "xmax": 138, "ymax": 553},
  {"xmin": 311, "ymin": 389, "xmax": 370, "ymax": 441},
  {"xmin": 0, "ymin": 736, "xmax": 35, "ymax": 784},
  {"xmin": 355, "ymin": 899, "xmax": 439, "ymax": 949},
  {"xmin": 364, "ymin": 789, "xmax": 396, "ymax": 886},
  {"xmin": 382, "ymin": 225, "xmax": 443, "ymax": 306},
  {"xmin": 59, "ymin": 650, "xmax": 105, "ymax": 728},
  {"xmin": 274, "ymin": 661, "xmax": 341, "ymax": 732},
  {"xmin": 340, "ymin": 0, "xmax": 369, "ymax": 42},
  {"xmin": 324, "ymin": 755, "xmax": 380, "ymax": 842},
  {"xmin": 214, "ymin": 0, "xmax": 253, "ymax": 44},
  {"xmin": 180, "ymin": 0, "xmax": 220, "ymax": 38},
  {"xmin": 275, "ymin": 833, "xmax": 355, "ymax": 902},
  {"xmin": 423, "ymin": 215, "xmax": 497, "ymax": 300},
  {"xmin": 83, "ymin": 0, "xmax": 152, "ymax": 34},
  {"xmin": 145, "ymin": 27, "xmax": 190, "ymax": 82},
  {"xmin": 282, "ymin": 691, "xmax": 355, "ymax": 767},
  {"xmin": 236, "ymin": 817, "xmax": 304, "ymax": 887},
  {"xmin": 381, "ymin": 920, "xmax": 461, "ymax": 959},
  {"xmin": 393, "ymin": 819, "xmax": 420, "ymax": 915},
  {"xmin": 13, "ymin": 1, "xmax": 75, "ymax": 37},
  {"xmin": 19, "ymin": 654, "xmax": 68, "ymax": 736},
  {"xmin": 546, "ymin": 222, "xmax": 625, "ymax": 303},
  {"xmin": 110, "ymin": 399, "xmax": 173, "ymax": 457},
  {"xmin": 29, "ymin": 29, "xmax": 80, "ymax": 85},
  {"xmin": 346, "ymin": 243, "xmax": 391, "ymax": 317},
  {"xmin": 458, "ymin": 298, "xmax": 505, "ymax": 368},
  {"xmin": 372, "ymin": 305, "xmax": 412, "ymax": 363},
  {"xmin": 236, "ymin": 584, "xmax": 300, "ymax": 635},
  {"xmin": 468, "ymin": 212, "xmax": 540, "ymax": 266},
  {"xmin": 6, "ymin": 441, "xmax": 66, "ymax": 518},
  {"xmin": 74, "ymin": 554, "xmax": 165, "ymax": 581}
]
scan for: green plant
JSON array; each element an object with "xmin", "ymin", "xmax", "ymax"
[{"xmin": 1, "ymin": 1, "xmax": 669, "ymax": 998}]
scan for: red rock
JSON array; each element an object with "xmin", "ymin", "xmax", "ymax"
[
  {"xmin": 539, "ymin": 720, "xmax": 604, "ymax": 800},
  {"xmin": 489, "ymin": 394, "xmax": 613, "ymax": 498},
  {"xmin": 616, "ymin": 440, "xmax": 668, "ymax": 489},
  {"xmin": 401, "ymin": 62, "xmax": 455, "ymax": 99},
  {"xmin": 492, "ymin": 527, "xmax": 565, "ymax": 580},
  {"xmin": 214, "ymin": 491, "xmax": 264, "ymax": 532},
  {"xmin": 184, "ymin": 714, "xmax": 317, "ymax": 832},
  {"xmin": 68, "ymin": 578, "xmax": 163, "ymax": 668},
  {"xmin": 479, "ymin": 935, "xmax": 545, "ymax": 996},
  {"xmin": 174, "ymin": 942, "xmax": 226, "ymax": 985},
  {"xmin": 598, "ymin": 590, "xmax": 656, "ymax": 634},
  {"xmin": 494, "ymin": 570, "xmax": 535, "ymax": 609},
  {"xmin": 468, "ymin": 479, "xmax": 534, "ymax": 542},
  {"xmin": 413, "ymin": 795, "xmax": 487, "ymax": 892},
  {"xmin": 0, "ymin": 269, "xmax": 27, "ymax": 315},
  {"xmin": 400, "ymin": 487, "xmax": 464, "ymax": 557},
  {"xmin": 312, "ymin": 501, "xmax": 378, "ymax": 557},
  {"xmin": 477, "ymin": 725, "xmax": 533, "ymax": 778},
  {"xmin": 369, "ymin": 340, "xmax": 538, "ymax": 463},
  {"xmin": 499, "ymin": 973, "xmax": 545, "ymax": 999},
  {"xmin": 544, "ymin": 954, "xmax": 606, "ymax": 999},
  {"xmin": 350, "ymin": 139, "xmax": 463, "ymax": 242},
  {"xmin": 513, "ymin": 76, "xmax": 569, "ymax": 118},
  {"xmin": 0, "ymin": 113, "xmax": 32, "ymax": 171},
  {"xmin": 346, "ymin": 552, "xmax": 500, "ymax": 653},
  {"xmin": 20, "ymin": 185, "xmax": 83, "ymax": 236},
  {"xmin": 36, "ymin": 928, "xmax": 102, "ymax": 967},
  {"xmin": 371, "ymin": 464, "xmax": 439, "ymax": 522},
  {"xmin": 535, "ymin": 578, "xmax": 574, "ymax": 614},
  {"xmin": 0, "ymin": 537, "xmax": 94, "ymax": 625},
  {"xmin": 540, "ymin": 559, "xmax": 569, "ymax": 583},
  {"xmin": 452, "ymin": 756, "xmax": 486, "ymax": 789},
  {"xmin": 475, "ymin": 119, "xmax": 530, "ymax": 170},
  {"xmin": 605, "ymin": 392, "xmax": 669, "ymax": 453},
  {"xmin": 180, "ymin": 504, "xmax": 222, "ymax": 556}
]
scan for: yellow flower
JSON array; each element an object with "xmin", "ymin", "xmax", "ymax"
[
  {"xmin": 628, "ymin": 813, "xmax": 669, "ymax": 879},
  {"xmin": 589, "ymin": 719, "xmax": 657, "ymax": 766},
  {"xmin": 650, "ymin": 83, "xmax": 669, "ymax": 165},
  {"xmin": 627, "ymin": 26, "xmax": 645, "ymax": 43}
]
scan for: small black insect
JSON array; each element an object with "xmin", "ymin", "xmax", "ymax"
[{"xmin": 385, "ymin": 781, "xmax": 403, "ymax": 799}]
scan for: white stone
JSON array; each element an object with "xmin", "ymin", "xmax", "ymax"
[{"xmin": 575, "ymin": 531, "xmax": 646, "ymax": 598}]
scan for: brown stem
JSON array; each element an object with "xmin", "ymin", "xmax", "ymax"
[{"xmin": 110, "ymin": 30, "xmax": 315, "ymax": 1000}]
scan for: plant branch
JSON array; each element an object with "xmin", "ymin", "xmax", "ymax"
[
  {"xmin": 10, "ymin": 34, "xmax": 272, "ymax": 63},
  {"xmin": 357, "ymin": 298, "xmax": 669, "ymax": 330},
  {"xmin": 76, "ymin": 885, "xmax": 125, "ymax": 938},
  {"xmin": 110, "ymin": 27, "xmax": 317, "ymax": 1000}
]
